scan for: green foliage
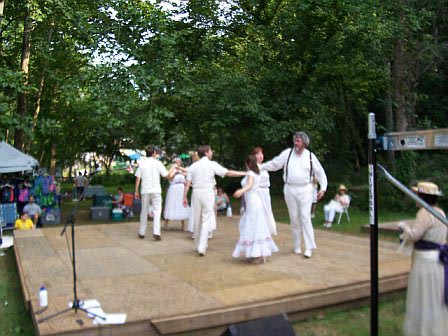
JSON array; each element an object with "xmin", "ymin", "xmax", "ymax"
[
  {"xmin": 0, "ymin": 247, "xmax": 34, "ymax": 336},
  {"xmin": 1, "ymin": 0, "xmax": 447, "ymax": 186}
]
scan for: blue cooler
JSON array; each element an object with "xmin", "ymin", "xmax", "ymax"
[{"xmin": 112, "ymin": 208, "xmax": 123, "ymax": 221}]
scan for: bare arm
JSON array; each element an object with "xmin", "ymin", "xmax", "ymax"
[
  {"xmin": 182, "ymin": 180, "xmax": 192, "ymax": 207},
  {"xmin": 233, "ymin": 175, "xmax": 253, "ymax": 199},
  {"xmin": 135, "ymin": 177, "xmax": 141, "ymax": 199},
  {"xmin": 177, "ymin": 166, "xmax": 188, "ymax": 174},
  {"xmin": 165, "ymin": 165, "xmax": 177, "ymax": 180},
  {"xmin": 225, "ymin": 170, "xmax": 247, "ymax": 177}
]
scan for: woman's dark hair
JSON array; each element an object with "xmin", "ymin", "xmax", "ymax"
[
  {"xmin": 418, "ymin": 193, "xmax": 438, "ymax": 206},
  {"xmin": 117, "ymin": 187, "xmax": 123, "ymax": 192},
  {"xmin": 245, "ymin": 154, "xmax": 259, "ymax": 174},
  {"xmin": 251, "ymin": 147, "xmax": 263, "ymax": 155}
]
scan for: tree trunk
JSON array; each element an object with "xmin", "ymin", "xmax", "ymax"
[
  {"xmin": 50, "ymin": 143, "xmax": 57, "ymax": 175},
  {"xmin": 393, "ymin": 6, "xmax": 408, "ymax": 132},
  {"xmin": 0, "ymin": 1, "xmax": 5, "ymax": 24},
  {"xmin": 31, "ymin": 28, "xmax": 53, "ymax": 144},
  {"xmin": 385, "ymin": 67, "xmax": 395, "ymax": 170},
  {"xmin": 14, "ymin": 6, "xmax": 31, "ymax": 150}
]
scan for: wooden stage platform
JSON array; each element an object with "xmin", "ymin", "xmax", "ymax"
[{"xmin": 13, "ymin": 217, "xmax": 411, "ymax": 336}]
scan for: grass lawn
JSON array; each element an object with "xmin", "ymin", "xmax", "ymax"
[{"xmin": 0, "ymin": 190, "xmax": 414, "ymax": 336}]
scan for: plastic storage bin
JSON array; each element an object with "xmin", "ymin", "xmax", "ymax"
[{"xmin": 91, "ymin": 206, "xmax": 110, "ymax": 220}]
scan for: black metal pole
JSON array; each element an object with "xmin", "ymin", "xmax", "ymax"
[
  {"xmin": 71, "ymin": 216, "xmax": 79, "ymax": 312},
  {"xmin": 368, "ymin": 113, "xmax": 378, "ymax": 336}
]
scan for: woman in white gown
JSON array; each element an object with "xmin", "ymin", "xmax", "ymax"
[
  {"xmin": 398, "ymin": 182, "xmax": 447, "ymax": 336},
  {"xmin": 232, "ymin": 154, "xmax": 279, "ymax": 264},
  {"xmin": 251, "ymin": 147, "xmax": 277, "ymax": 235},
  {"xmin": 164, "ymin": 158, "xmax": 190, "ymax": 230}
]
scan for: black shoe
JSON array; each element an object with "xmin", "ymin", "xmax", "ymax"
[
  {"xmin": 153, "ymin": 234, "xmax": 161, "ymax": 241},
  {"xmin": 138, "ymin": 234, "xmax": 145, "ymax": 239}
]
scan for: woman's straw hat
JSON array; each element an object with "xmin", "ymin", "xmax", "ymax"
[
  {"xmin": 339, "ymin": 184, "xmax": 347, "ymax": 191},
  {"xmin": 412, "ymin": 182, "xmax": 443, "ymax": 196}
]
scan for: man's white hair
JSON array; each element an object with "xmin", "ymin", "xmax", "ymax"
[{"xmin": 293, "ymin": 131, "xmax": 310, "ymax": 147}]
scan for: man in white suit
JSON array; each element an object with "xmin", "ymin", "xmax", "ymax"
[
  {"xmin": 183, "ymin": 145, "xmax": 245, "ymax": 256},
  {"xmin": 262, "ymin": 132, "xmax": 327, "ymax": 258},
  {"xmin": 135, "ymin": 145, "xmax": 175, "ymax": 241}
]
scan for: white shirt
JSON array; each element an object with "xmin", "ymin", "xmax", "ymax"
[
  {"xmin": 262, "ymin": 148, "xmax": 327, "ymax": 191},
  {"xmin": 186, "ymin": 157, "xmax": 228, "ymax": 189},
  {"xmin": 135, "ymin": 157, "xmax": 168, "ymax": 194},
  {"xmin": 258, "ymin": 164, "xmax": 270, "ymax": 188}
]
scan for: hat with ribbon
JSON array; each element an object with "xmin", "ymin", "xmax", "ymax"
[
  {"xmin": 412, "ymin": 182, "xmax": 443, "ymax": 196},
  {"xmin": 339, "ymin": 184, "xmax": 347, "ymax": 191}
]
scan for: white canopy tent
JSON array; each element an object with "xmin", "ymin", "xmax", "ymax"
[{"xmin": 0, "ymin": 141, "xmax": 39, "ymax": 174}]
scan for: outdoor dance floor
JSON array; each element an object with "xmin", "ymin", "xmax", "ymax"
[{"xmin": 13, "ymin": 217, "xmax": 411, "ymax": 336}]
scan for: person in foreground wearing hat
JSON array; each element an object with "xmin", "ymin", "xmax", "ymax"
[
  {"xmin": 398, "ymin": 182, "xmax": 447, "ymax": 336},
  {"xmin": 323, "ymin": 184, "xmax": 350, "ymax": 228},
  {"xmin": 262, "ymin": 131, "xmax": 327, "ymax": 258}
]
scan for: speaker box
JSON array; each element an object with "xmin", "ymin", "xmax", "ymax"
[{"xmin": 223, "ymin": 314, "xmax": 296, "ymax": 336}]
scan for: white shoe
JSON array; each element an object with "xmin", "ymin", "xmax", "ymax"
[
  {"xmin": 304, "ymin": 250, "xmax": 312, "ymax": 258},
  {"xmin": 327, "ymin": 223, "xmax": 332, "ymax": 228},
  {"xmin": 208, "ymin": 233, "xmax": 213, "ymax": 239},
  {"xmin": 294, "ymin": 248, "xmax": 302, "ymax": 255},
  {"xmin": 311, "ymin": 214, "xmax": 315, "ymax": 218}
]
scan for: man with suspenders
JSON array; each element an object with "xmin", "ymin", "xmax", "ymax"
[{"xmin": 262, "ymin": 132, "xmax": 327, "ymax": 258}]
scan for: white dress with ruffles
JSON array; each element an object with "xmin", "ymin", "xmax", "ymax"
[
  {"xmin": 164, "ymin": 174, "xmax": 190, "ymax": 221},
  {"xmin": 258, "ymin": 167, "xmax": 277, "ymax": 235},
  {"xmin": 232, "ymin": 171, "xmax": 279, "ymax": 259}
]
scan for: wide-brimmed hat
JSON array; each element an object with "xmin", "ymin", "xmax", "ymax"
[
  {"xmin": 412, "ymin": 182, "xmax": 443, "ymax": 196},
  {"xmin": 339, "ymin": 184, "xmax": 347, "ymax": 191}
]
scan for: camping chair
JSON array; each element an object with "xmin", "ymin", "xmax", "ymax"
[
  {"xmin": 1, "ymin": 203, "xmax": 17, "ymax": 246},
  {"xmin": 336, "ymin": 196, "xmax": 351, "ymax": 225}
]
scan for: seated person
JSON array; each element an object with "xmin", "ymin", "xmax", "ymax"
[
  {"xmin": 15, "ymin": 212, "xmax": 35, "ymax": 230},
  {"xmin": 215, "ymin": 186, "xmax": 230, "ymax": 216},
  {"xmin": 112, "ymin": 187, "xmax": 124, "ymax": 207},
  {"xmin": 323, "ymin": 184, "xmax": 350, "ymax": 228},
  {"xmin": 23, "ymin": 195, "xmax": 42, "ymax": 227}
]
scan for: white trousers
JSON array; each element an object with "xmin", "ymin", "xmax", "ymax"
[
  {"xmin": 324, "ymin": 200, "xmax": 343, "ymax": 222},
  {"xmin": 284, "ymin": 184, "xmax": 316, "ymax": 252},
  {"xmin": 139, "ymin": 193, "xmax": 162, "ymax": 236},
  {"xmin": 192, "ymin": 188, "xmax": 215, "ymax": 254}
]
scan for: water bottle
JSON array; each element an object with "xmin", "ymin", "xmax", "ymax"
[{"xmin": 39, "ymin": 285, "xmax": 48, "ymax": 307}]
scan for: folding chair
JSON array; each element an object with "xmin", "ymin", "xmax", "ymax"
[{"xmin": 337, "ymin": 196, "xmax": 351, "ymax": 225}]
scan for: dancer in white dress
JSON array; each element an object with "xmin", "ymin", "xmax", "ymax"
[
  {"xmin": 398, "ymin": 182, "xmax": 448, "ymax": 336},
  {"xmin": 164, "ymin": 158, "xmax": 190, "ymax": 231},
  {"xmin": 251, "ymin": 147, "xmax": 277, "ymax": 235},
  {"xmin": 232, "ymin": 154, "xmax": 279, "ymax": 264}
]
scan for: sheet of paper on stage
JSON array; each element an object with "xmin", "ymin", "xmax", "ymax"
[
  {"xmin": 0, "ymin": 236, "xmax": 14, "ymax": 249},
  {"xmin": 68, "ymin": 299, "xmax": 101, "ymax": 309},
  {"xmin": 93, "ymin": 313, "xmax": 127, "ymax": 325},
  {"xmin": 86, "ymin": 307, "xmax": 106, "ymax": 319}
]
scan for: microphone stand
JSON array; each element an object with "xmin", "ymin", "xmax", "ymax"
[{"xmin": 38, "ymin": 194, "xmax": 106, "ymax": 323}]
